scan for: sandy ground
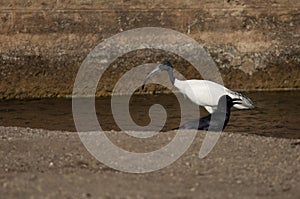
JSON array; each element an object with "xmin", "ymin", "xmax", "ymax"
[{"xmin": 0, "ymin": 126, "xmax": 299, "ymax": 199}]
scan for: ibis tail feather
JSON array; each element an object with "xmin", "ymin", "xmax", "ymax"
[{"xmin": 226, "ymin": 89, "xmax": 254, "ymax": 110}]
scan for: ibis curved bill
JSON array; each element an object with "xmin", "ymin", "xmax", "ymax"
[
  {"xmin": 142, "ymin": 60, "xmax": 254, "ymax": 113},
  {"xmin": 142, "ymin": 67, "xmax": 161, "ymax": 90}
]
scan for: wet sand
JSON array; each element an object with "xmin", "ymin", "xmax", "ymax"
[{"xmin": 0, "ymin": 126, "xmax": 299, "ymax": 199}]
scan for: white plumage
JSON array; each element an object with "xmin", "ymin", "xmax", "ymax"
[
  {"xmin": 142, "ymin": 60, "xmax": 254, "ymax": 113},
  {"xmin": 174, "ymin": 79, "xmax": 254, "ymax": 113}
]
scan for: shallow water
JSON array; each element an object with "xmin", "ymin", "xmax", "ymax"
[{"xmin": 0, "ymin": 91, "xmax": 299, "ymax": 139}]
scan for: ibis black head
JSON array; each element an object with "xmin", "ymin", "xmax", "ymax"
[
  {"xmin": 142, "ymin": 60, "xmax": 174, "ymax": 89},
  {"xmin": 157, "ymin": 60, "xmax": 173, "ymax": 71}
]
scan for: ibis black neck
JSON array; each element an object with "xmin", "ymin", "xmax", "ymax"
[{"xmin": 167, "ymin": 68, "xmax": 175, "ymax": 85}]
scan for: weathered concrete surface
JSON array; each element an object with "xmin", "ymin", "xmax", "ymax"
[
  {"xmin": 0, "ymin": 0, "xmax": 300, "ymax": 99},
  {"xmin": 0, "ymin": 126, "xmax": 300, "ymax": 198}
]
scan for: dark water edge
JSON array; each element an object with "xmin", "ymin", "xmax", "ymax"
[{"xmin": 0, "ymin": 91, "xmax": 299, "ymax": 139}]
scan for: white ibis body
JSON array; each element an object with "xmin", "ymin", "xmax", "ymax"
[{"xmin": 142, "ymin": 61, "xmax": 254, "ymax": 113}]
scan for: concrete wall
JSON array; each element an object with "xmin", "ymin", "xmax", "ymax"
[{"xmin": 0, "ymin": 0, "xmax": 299, "ymax": 99}]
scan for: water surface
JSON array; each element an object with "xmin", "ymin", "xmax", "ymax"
[{"xmin": 0, "ymin": 91, "xmax": 299, "ymax": 139}]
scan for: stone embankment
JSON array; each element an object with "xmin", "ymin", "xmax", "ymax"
[{"xmin": 0, "ymin": 0, "xmax": 299, "ymax": 99}]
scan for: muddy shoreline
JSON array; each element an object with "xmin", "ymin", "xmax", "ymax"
[{"xmin": 0, "ymin": 126, "xmax": 299, "ymax": 198}]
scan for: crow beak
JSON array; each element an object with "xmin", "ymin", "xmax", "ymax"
[{"xmin": 141, "ymin": 65, "xmax": 162, "ymax": 89}]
